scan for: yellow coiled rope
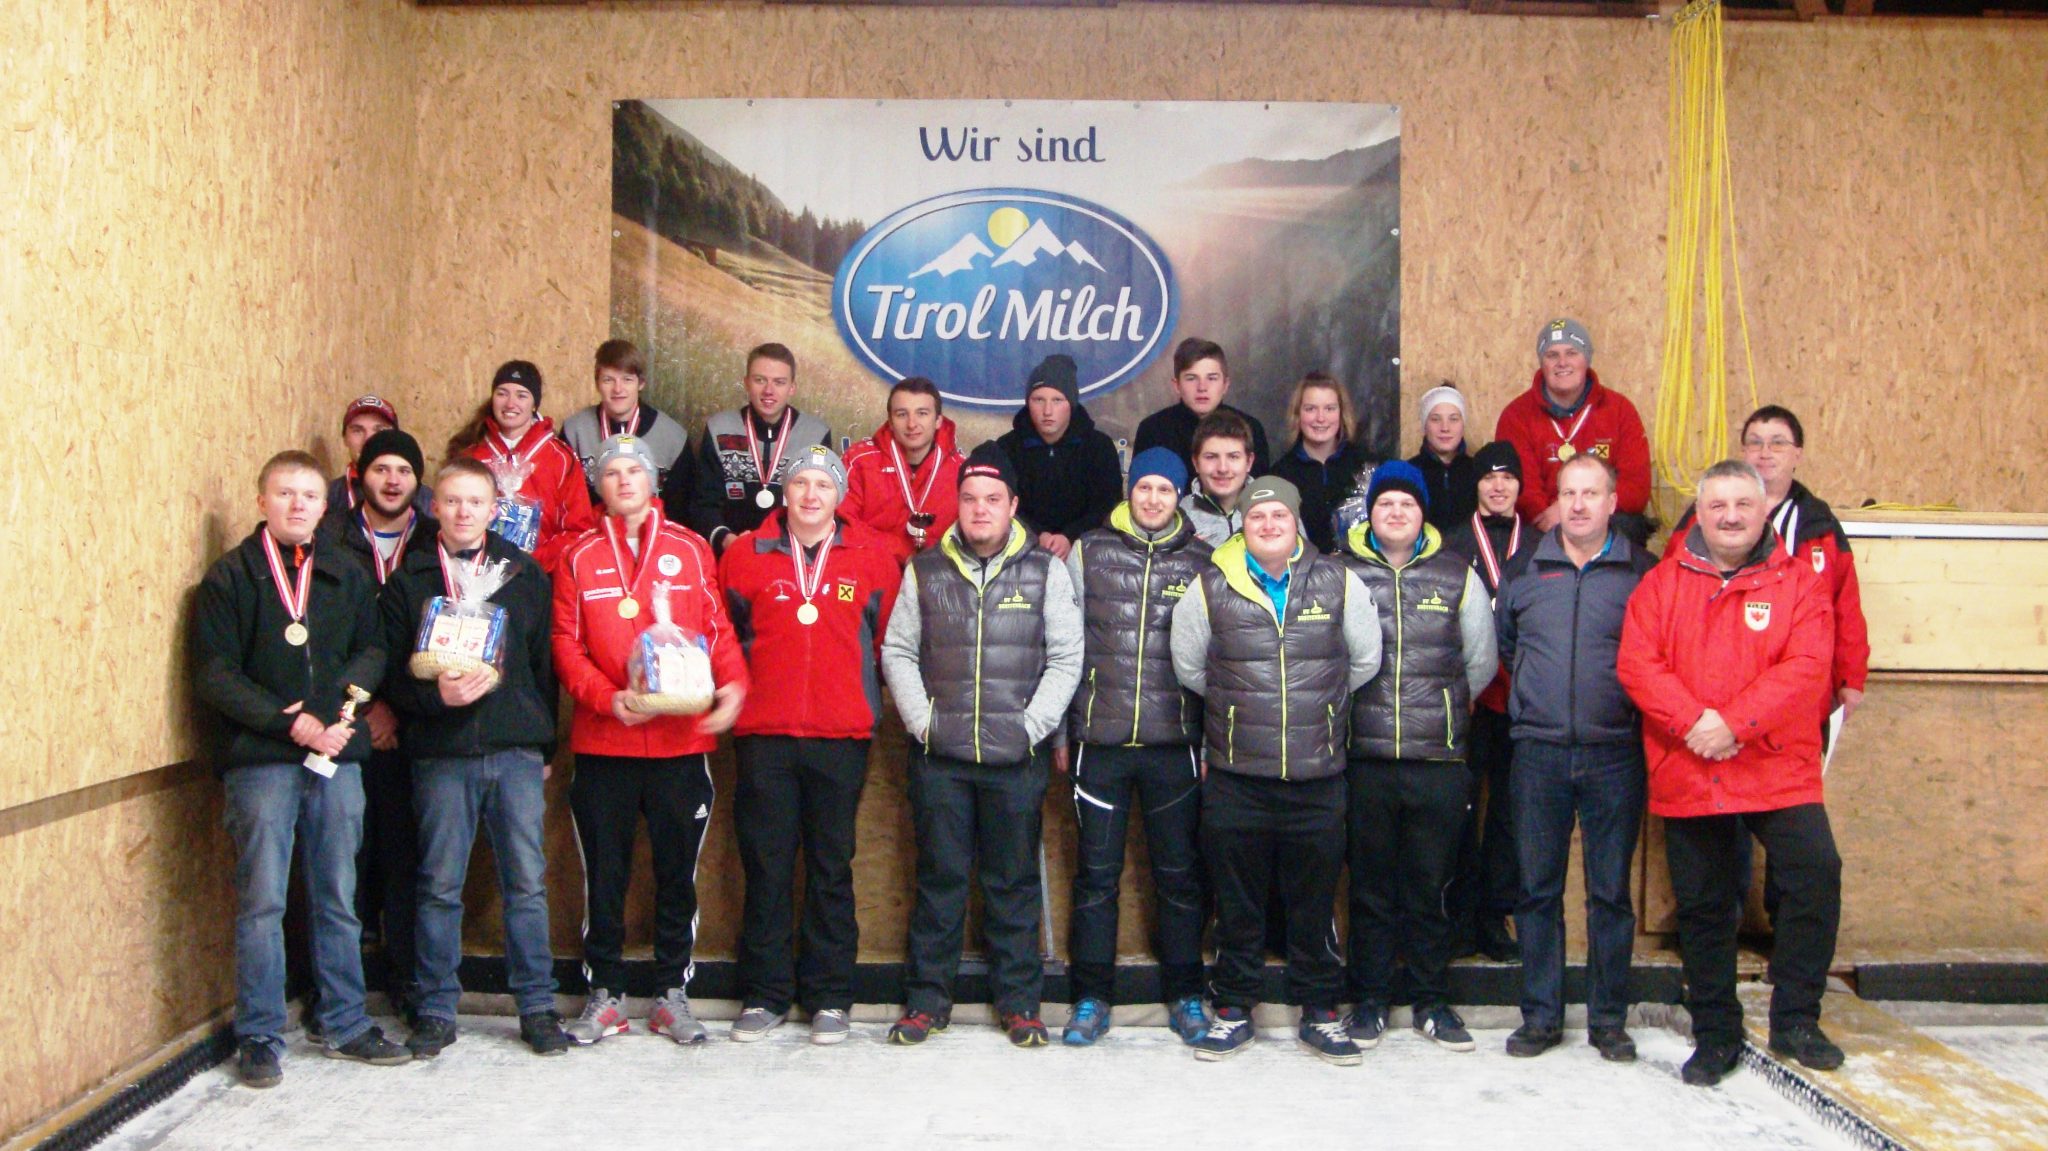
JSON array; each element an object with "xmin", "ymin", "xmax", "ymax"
[{"xmin": 1653, "ymin": 0, "xmax": 1759, "ymax": 514}]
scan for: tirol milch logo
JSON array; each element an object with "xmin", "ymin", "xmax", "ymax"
[{"xmin": 833, "ymin": 188, "xmax": 1177, "ymax": 410}]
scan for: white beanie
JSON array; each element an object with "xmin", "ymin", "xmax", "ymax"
[{"xmin": 1418, "ymin": 384, "xmax": 1467, "ymax": 427}]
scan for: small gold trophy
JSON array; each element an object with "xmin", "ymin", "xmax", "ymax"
[{"xmin": 304, "ymin": 685, "xmax": 372, "ymax": 778}]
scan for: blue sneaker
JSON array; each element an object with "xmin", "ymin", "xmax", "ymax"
[
  {"xmin": 1167, "ymin": 995, "xmax": 1210, "ymax": 1045},
  {"xmin": 1193, "ymin": 1007, "xmax": 1254, "ymax": 1062},
  {"xmin": 1063, "ymin": 998, "xmax": 1111, "ymax": 1046}
]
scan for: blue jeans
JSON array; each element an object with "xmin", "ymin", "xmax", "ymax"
[
  {"xmin": 1512, "ymin": 739, "xmax": 1644, "ymax": 1029},
  {"xmin": 413, "ymin": 748, "xmax": 556, "ymax": 1019},
  {"xmin": 223, "ymin": 761, "xmax": 370, "ymax": 1051}
]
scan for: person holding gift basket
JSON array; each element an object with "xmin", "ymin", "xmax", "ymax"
[
  {"xmin": 552, "ymin": 434, "xmax": 748, "ymax": 1048},
  {"xmin": 377, "ymin": 457, "xmax": 573, "ymax": 1059},
  {"xmin": 445, "ymin": 359, "xmax": 596, "ymax": 572}
]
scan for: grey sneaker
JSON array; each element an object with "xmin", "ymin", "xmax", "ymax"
[
  {"xmin": 566, "ymin": 988, "xmax": 630, "ymax": 1046},
  {"xmin": 810, "ymin": 1009, "xmax": 851, "ymax": 1046},
  {"xmin": 730, "ymin": 1006, "xmax": 787, "ymax": 1043},
  {"xmin": 648, "ymin": 989, "xmax": 707, "ymax": 1045}
]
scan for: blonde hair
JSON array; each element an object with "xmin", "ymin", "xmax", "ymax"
[{"xmin": 1284, "ymin": 372, "xmax": 1356, "ymax": 447}]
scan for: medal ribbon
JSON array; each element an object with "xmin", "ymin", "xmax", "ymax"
[
  {"xmin": 361, "ymin": 509, "xmax": 416, "ymax": 586},
  {"xmin": 607, "ymin": 407, "xmax": 639, "ymax": 439},
  {"xmin": 745, "ymin": 408, "xmax": 794, "ymax": 489},
  {"xmin": 483, "ymin": 421, "xmax": 551, "ymax": 489},
  {"xmin": 1470, "ymin": 512, "xmax": 1522, "ymax": 591},
  {"xmin": 1548, "ymin": 404, "xmax": 1592, "ymax": 459},
  {"xmin": 602, "ymin": 513, "xmax": 660, "ymax": 610},
  {"xmin": 889, "ymin": 438, "xmax": 942, "ymax": 522},
  {"xmin": 435, "ymin": 540, "xmax": 489, "ymax": 600},
  {"xmin": 790, "ymin": 530, "xmax": 835, "ymax": 606},
  {"xmin": 260, "ymin": 529, "xmax": 314, "ymax": 626}
]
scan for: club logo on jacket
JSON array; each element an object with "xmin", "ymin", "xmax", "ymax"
[
  {"xmin": 1744, "ymin": 601, "xmax": 1772, "ymax": 631},
  {"xmin": 1161, "ymin": 578, "xmax": 1190, "ymax": 600},
  {"xmin": 998, "ymin": 590, "xmax": 1033, "ymax": 610},
  {"xmin": 1416, "ymin": 590, "xmax": 1451, "ymax": 614},
  {"xmin": 837, "ymin": 581, "xmax": 858, "ymax": 602},
  {"xmin": 1589, "ymin": 442, "xmax": 1612, "ymax": 459},
  {"xmin": 658, "ymin": 554, "xmax": 683, "ymax": 577},
  {"xmin": 1296, "ymin": 599, "xmax": 1333, "ymax": 623},
  {"xmin": 1811, "ymin": 545, "xmax": 1826, "ymax": 574}
]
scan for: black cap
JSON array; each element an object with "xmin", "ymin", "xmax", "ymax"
[
  {"xmin": 492, "ymin": 359, "xmax": 543, "ymax": 405},
  {"xmin": 1473, "ymin": 440, "xmax": 1523, "ymax": 481},
  {"xmin": 357, "ymin": 428, "xmax": 425, "ymax": 479},
  {"xmin": 958, "ymin": 441, "xmax": 1019, "ymax": 495},
  {"xmin": 1025, "ymin": 354, "xmax": 1080, "ymax": 407}
]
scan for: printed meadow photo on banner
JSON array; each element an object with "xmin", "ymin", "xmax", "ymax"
[{"xmin": 611, "ymin": 99, "xmax": 1401, "ymax": 461}]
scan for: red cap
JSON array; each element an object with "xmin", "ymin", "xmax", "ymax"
[{"xmin": 341, "ymin": 394, "xmax": 399, "ymax": 431}]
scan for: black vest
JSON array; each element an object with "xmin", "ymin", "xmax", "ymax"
[
  {"xmin": 1343, "ymin": 525, "xmax": 1474, "ymax": 761},
  {"xmin": 1071, "ymin": 509, "xmax": 1212, "ymax": 747},
  {"xmin": 912, "ymin": 527, "xmax": 1053, "ymax": 765},
  {"xmin": 1199, "ymin": 540, "xmax": 1353, "ymax": 781}
]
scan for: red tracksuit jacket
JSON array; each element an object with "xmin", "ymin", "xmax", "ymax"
[
  {"xmin": 552, "ymin": 506, "xmax": 748, "ymax": 758},
  {"xmin": 1492, "ymin": 370, "xmax": 1654, "ymax": 521},
  {"xmin": 1617, "ymin": 526, "xmax": 1834, "ymax": 818},
  {"xmin": 463, "ymin": 416, "xmax": 597, "ymax": 573},
  {"xmin": 839, "ymin": 417, "xmax": 963, "ymax": 554},
  {"xmin": 717, "ymin": 511, "xmax": 905, "ymax": 740}
]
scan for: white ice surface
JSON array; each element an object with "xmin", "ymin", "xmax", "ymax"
[
  {"xmin": 102, "ymin": 1017, "xmax": 1862, "ymax": 1151},
  {"xmin": 1923, "ymin": 1024, "xmax": 2048, "ymax": 1103}
]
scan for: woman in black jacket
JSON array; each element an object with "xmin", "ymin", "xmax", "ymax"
[{"xmin": 1269, "ymin": 371, "xmax": 1374, "ymax": 554}]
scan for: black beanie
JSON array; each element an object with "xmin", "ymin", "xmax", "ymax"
[
  {"xmin": 1025, "ymin": 354, "xmax": 1080, "ymax": 408},
  {"xmin": 492, "ymin": 359, "xmax": 544, "ymax": 406},
  {"xmin": 357, "ymin": 428, "xmax": 426, "ymax": 479},
  {"xmin": 959, "ymin": 441, "xmax": 1019, "ymax": 496},
  {"xmin": 1473, "ymin": 440, "xmax": 1523, "ymax": 481}
]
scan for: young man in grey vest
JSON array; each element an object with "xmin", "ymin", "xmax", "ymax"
[
  {"xmin": 559, "ymin": 339, "xmax": 693, "ymax": 511},
  {"xmin": 1338, "ymin": 460, "xmax": 1497, "ymax": 1053},
  {"xmin": 1494, "ymin": 453, "xmax": 1656, "ymax": 1063},
  {"xmin": 881, "ymin": 443, "xmax": 1083, "ymax": 1048},
  {"xmin": 1055, "ymin": 446, "xmax": 1214, "ymax": 1047},
  {"xmin": 1170, "ymin": 477, "xmax": 1380, "ymax": 1064}
]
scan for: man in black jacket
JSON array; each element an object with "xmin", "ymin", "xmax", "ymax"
[
  {"xmin": 994, "ymin": 353, "xmax": 1122, "ymax": 560},
  {"xmin": 194, "ymin": 451, "xmax": 410, "ymax": 1088},
  {"xmin": 1132, "ymin": 337, "xmax": 1272, "ymax": 476},
  {"xmin": 379, "ymin": 458, "xmax": 572, "ymax": 1058},
  {"xmin": 1493, "ymin": 453, "xmax": 1657, "ymax": 1063}
]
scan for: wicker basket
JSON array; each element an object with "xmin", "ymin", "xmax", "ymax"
[{"xmin": 407, "ymin": 651, "xmax": 503, "ymax": 693}]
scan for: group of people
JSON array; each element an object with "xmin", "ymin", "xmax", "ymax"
[{"xmin": 194, "ymin": 319, "xmax": 1867, "ymax": 1093}]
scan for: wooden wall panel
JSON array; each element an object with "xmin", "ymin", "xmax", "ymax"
[
  {"xmin": 0, "ymin": 0, "xmax": 417, "ymax": 809},
  {"xmin": 0, "ymin": 770, "xmax": 236, "ymax": 1139}
]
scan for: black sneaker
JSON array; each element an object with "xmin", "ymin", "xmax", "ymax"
[
  {"xmin": 236, "ymin": 1039, "xmax": 282, "ymax": 1089},
  {"xmin": 521, "ymin": 1010, "xmax": 574, "ymax": 1056},
  {"xmin": 1590, "ymin": 1025, "xmax": 1637, "ymax": 1063},
  {"xmin": 1505, "ymin": 1023, "xmax": 1562, "ymax": 1058},
  {"xmin": 1414, "ymin": 1004, "xmax": 1476, "ymax": 1052},
  {"xmin": 1297, "ymin": 1007, "xmax": 1363, "ymax": 1066},
  {"xmin": 1477, "ymin": 917, "xmax": 1521, "ymax": 963},
  {"xmin": 406, "ymin": 1016, "xmax": 457, "ymax": 1059},
  {"xmin": 1768, "ymin": 1022, "xmax": 1845, "ymax": 1071},
  {"xmin": 1346, "ymin": 1003, "xmax": 1388, "ymax": 1048},
  {"xmin": 327, "ymin": 1025, "xmax": 412, "ymax": 1066},
  {"xmin": 1193, "ymin": 1006, "xmax": 1254, "ymax": 1061},
  {"xmin": 1681, "ymin": 1039, "xmax": 1744, "ymax": 1086},
  {"xmin": 888, "ymin": 1009, "xmax": 949, "ymax": 1046},
  {"xmin": 1002, "ymin": 1010, "xmax": 1050, "ymax": 1049}
]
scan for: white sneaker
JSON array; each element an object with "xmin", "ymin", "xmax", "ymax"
[
  {"xmin": 648, "ymin": 989, "xmax": 707, "ymax": 1045},
  {"xmin": 566, "ymin": 989, "xmax": 629, "ymax": 1046}
]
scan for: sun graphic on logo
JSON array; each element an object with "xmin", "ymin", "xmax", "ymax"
[{"xmin": 986, "ymin": 206, "xmax": 1030, "ymax": 249}]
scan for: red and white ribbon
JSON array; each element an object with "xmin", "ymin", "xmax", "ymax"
[
  {"xmin": 1470, "ymin": 512, "xmax": 1522, "ymax": 591},
  {"xmin": 261, "ymin": 530, "xmax": 314, "ymax": 625},
  {"xmin": 746, "ymin": 409, "xmax": 794, "ymax": 487}
]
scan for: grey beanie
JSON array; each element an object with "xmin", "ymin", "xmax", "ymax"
[
  {"xmin": 1537, "ymin": 318, "xmax": 1594, "ymax": 362},
  {"xmin": 784, "ymin": 443, "xmax": 847, "ymax": 491},
  {"xmin": 596, "ymin": 433, "xmax": 658, "ymax": 478}
]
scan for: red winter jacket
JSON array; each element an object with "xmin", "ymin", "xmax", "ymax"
[
  {"xmin": 718, "ymin": 511, "xmax": 905, "ymax": 740},
  {"xmin": 552, "ymin": 506, "xmax": 749, "ymax": 758},
  {"xmin": 1493, "ymin": 370, "xmax": 1653, "ymax": 522},
  {"xmin": 1618, "ymin": 526, "xmax": 1834, "ymax": 818},
  {"xmin": 840, "ymin": 417, "xmax": 963, "ymax": 554},
  {"xmin": 463, "ymin": 417, "xmax": 597, "ymax": 573}
]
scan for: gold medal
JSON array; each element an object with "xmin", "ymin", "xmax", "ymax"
[
  {"xmin": 284, "ymin": 622, "xmax": 309, "ymax": 647},
  {"xmin": 796, "ymin": 602, "xmax": 820, "ymax": 626},
  {"xmin": 618, "ymin": 597, "xmax": 641, "ymax": 620},
  {"xmin": 1555, "ymin": 443, "xmax": 1577, "ymax": 462}
]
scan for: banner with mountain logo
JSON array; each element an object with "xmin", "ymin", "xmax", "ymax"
[{"xmin": 611, "ymin": 99, "xmax": 1400, "ymax": 461}]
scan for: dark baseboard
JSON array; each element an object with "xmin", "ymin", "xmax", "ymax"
[
  {"xmin": 1853, "ymin": 961, "xmax": 2048, "ymax": 1004},
  {"xmin": 31, "ymin": 1025, "xmax": 236, "ymax": 1151}
]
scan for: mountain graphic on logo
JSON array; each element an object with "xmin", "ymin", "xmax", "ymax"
[{"xmin": 909, "ymin": 216, "xmax": 1102, "ymax": 278}]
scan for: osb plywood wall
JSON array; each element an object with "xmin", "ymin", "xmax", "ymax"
[
  {"xmin": 0, "ymin": 0, "xmax": 416, "ymax": 810},
  {"xmin": 1, "ymin": 0, "xmax": 412, "ymax": 1139}
]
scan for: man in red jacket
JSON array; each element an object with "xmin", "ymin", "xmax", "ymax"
[
  {"xmin": 718, "ymin": 445, "xmax": 902, "ymax": 1046},
  {"xmin": 1618, "ymin": 459, "xmax": 1842, "ymax": 1087},
  {"xmin": 841, "ymin": 376, "xmax": 963, "ymax": 554},
  {"xmin": 1492, "ymin": 319, "xmax": 1653, "ymax": 544},
  {"xmin": 553, "ymin": 434, "xmax": 747, "ymax": 1048}
]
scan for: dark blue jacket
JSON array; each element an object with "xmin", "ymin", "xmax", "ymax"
[{"xmin": 1494, "ymin": 528, "xmax": 1656, "ymax": 746}]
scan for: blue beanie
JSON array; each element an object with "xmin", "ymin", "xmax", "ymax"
[
  {"xmin": 1127, "ymin": 446, "xmax": 1189, "ymax": 495},
  {"xmin": 1366, "ymin": 459, "xmax": 1429, "ymax": 512}
]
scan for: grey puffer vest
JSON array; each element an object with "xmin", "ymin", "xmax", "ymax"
[
  {"xmin": 1071, "ymin": 512, "xmax": 1212, "ymax": 747},
  {"xmin": 1200, "ymin": 544, "xmax": 1353, "ymax": 781},
  {"xmin": 1343, "ymin": 529, "xmax": 1474, "ymax": 762},
  {"xmin": 913, "ymin": 536, "xmax": 1053, "ymax": 765}
]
